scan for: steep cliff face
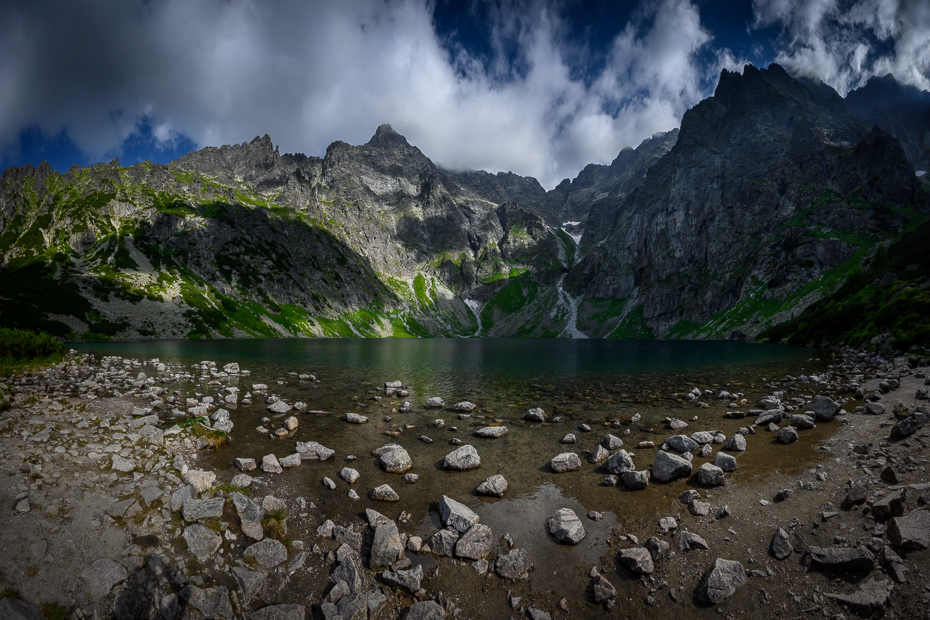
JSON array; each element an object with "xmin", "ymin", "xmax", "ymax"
[
  {"xmin": 845, "ymin": 74, "xmax": 930, "ymax": 174},
  {"xmin": 0, "ymin": 65, "xmax": 926, "ymax": 341},
  {"xmin": 568, "ymin": 64, "xmax": 927, "ymax": 339}
]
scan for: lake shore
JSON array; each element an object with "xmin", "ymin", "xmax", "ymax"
[{"xmin": 0, "ymin": 347, "xmax": 928, "ymax": 619}]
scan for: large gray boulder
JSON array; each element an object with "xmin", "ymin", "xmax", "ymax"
[
  {"xmin": 295, "ymin": 441, "xmax": 335, "ymax": 461},
  {"xmin": 183, "ymin": 525, "xmax": 223, "ymax": 562},
  {"xmin": 550, "ymin": 452, "xmax": 582, "ymax": 472},
  {"xmin": 872, "ymin": 488, "xmax": 907, "ymax": 520},
  {"xmin": 621, "ymin": 470, "xmax": 650, "ymax": 490},
  {"xmin": 698, "ymin": 463, "xmax": 725, "ymax": 487},
  {"xmin": 182, "ymin": 497, "xmax": 225, "ymax": 522},
  {"xmin": 697, "ymin": 558, "xmax": 746, "ymax": 604},
  {"xmin": 244, "ymin": 538, "xmax": 288, "ymax": 569},
  {"xmin": 443, "ymin": 445, "xmax": 481, "ymax": 470},
  {"xmin": 605, "ymin": 449, "xmax": 635, "ymax": 474},
  {"xmin": 652, "ymin": 450, "xmax": 692, "ymax": 482},
  {"xmin": 231, "ymin": 492, "xmax": 265, "ymax": 540},
  {"xmin": 890, "ymin": 415, "xmax": 919, "ymax": 438},
  {"xmin": 403, "ymin": 600, "xmax": 446, "ymax": 620},
  {"xmin": 547, "ymin": 508, "xmax": 586, "ymax": 544},
  {"xmin": 430, "ymin": 529, "xmax": 459, "ymax": 557},
  {"xmin": 476, "ymin": 474, "xmax": 508, "ymax": 497},
  {"xmin": 770, "ymin": 528, "xmax": 792, "ymax": 560},
  {"xmin": 383, "ymin": 564, "xmax": 424, "ymax": 594},
  {"xmin": 723, "ymin": 433, "xmax": 747, "ymax": 451},
  {"xmin": 803, "ymin": 546, "xmax": 875, "ymax": 572},
  {"xmin": 370, "ymin": 521, "xmax": 405, "ymax": 569},
  {"xmin": 618, "ymin": 547, "xmax": 654, "ymax": 574},
  {"xmin": 80, "ymin": 558, "xmax": 129, "ymax": 602},
  {"xmin": 179, "ymin": 585, "xmax": 234, "ymax": 620},
  {"xmin": 664, "ymin": 435, "xmax": 698, "ymax": 453},
  {"xmin": 790, "ymin": 413, "xmax": 815, "ymax": 429},
  {"xmin": 455, "ymin": 523, "xmax": 493, "ymax": 560},
  {"xmin": 714, "ymin": 452, "xmax": 737, "ymax": 472},
  {"xmin": 475, "ymin": 426, "xmax": 509, "ymax": 438},
  {"xmin": 888, "ymin": 509, "xmax": 930, "ymax": 549},
  {"xmin": 231, "ymin": 567, "xmax": 267, "ymax": 605},
  {"xmin": 825, "ymin": 579, "xmax": 894, "ymax": 618},
  {"xmin": 806, "ymin": 395, "xmax": 840, "ymax": 421},
  {"xmin": 380, "ymin": 447, "xmax": 413, "ymax": 473},
  {"xmin": 439, "ymin": 495, "xmax": 479, "ymax": 532},
  {"xmin": 495, "ymin": 548, "xmax": 532, "ymax": 580}
]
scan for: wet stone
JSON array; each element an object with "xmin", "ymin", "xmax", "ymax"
[
  {"xmin": 262, "ymin": 454, "xmax": 283, "ymax": 474},
  {"xmin": 618, "ymin": 548, "xmax": 654, "ymax": 575},
  {"xmin": 622, "ymin": 470, "xmax": 651, "ymax": 490},
  {"xmin": 369, "ymin": 484, "xmax": 400, "ymax": 502},
  {"xmin": 370, "ymin": 521, "xmax": 405, "ymax": 569},
  {"xmin": 379, "ymin": 447, "xmax": 413, "ymax": 473},
  {"xmin": 475, "ymin": 426, "xmax": 509, "ymax": 438},
  {"xmin": 439, "ymin": 495, "xmax": 479, "ymax": 532},
  {"xmin": 430, "ymin": 529, "xmax": 459, "ymax": 557},
  {"xmin": 524, "ymin": 407, "xmax": 546, "ymax": 422},
  {"xmin": 652, "ymin": 450, "xmax": 692, "ymax": 482},
  {"xmin": 551, "ymin": 452, "xmax": 582, "ymax": 472},
  {"xmin": 777, "ymin": 425, "xmax": 799, "ymax": 444},
  {"xmin": 444, "ymin": 444, "xmax": 481, "ymax": 471},
  {"xmin": 476, "ymin": 474, "xmax": 508, "ymax": 497},
  {"xmin": 547, "ymin": 508, "xmax": 586, "ymax": 544},
  {"xmin": 714, "ymin": 451, "xmax": 737, "ymax": 472},
  {"xmin": 495, "ymin": 548, "xmax": 532, "ymax": 580},
  {"xmin": 698, "ymin": 462, "xmax": 725, "ymax": 486},
  {"xmin": 456, "ymin": 523, "xmax": 493, "ymax": 560},
  {"xmin": 340, "ymin": 468, "xmax": 360, "ymax": 483}
]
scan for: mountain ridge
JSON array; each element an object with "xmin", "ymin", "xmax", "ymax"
[{"xmin": 1, "ymin": 63, "xmax": 928, "ymax": 345}]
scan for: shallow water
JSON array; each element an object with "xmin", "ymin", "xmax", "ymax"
[{"xmin": 74, "ymin": 338, "xmax": 834, "ymax": 615}]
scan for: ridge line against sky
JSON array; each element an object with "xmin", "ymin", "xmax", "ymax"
[{"xmin": 1, "ymin": 0, "xmax": 928, "ymax": 189}]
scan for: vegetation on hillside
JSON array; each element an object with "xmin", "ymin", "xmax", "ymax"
[{"xmin": 762, "ymin": 217, "xmax": 930, "ymax": 351}]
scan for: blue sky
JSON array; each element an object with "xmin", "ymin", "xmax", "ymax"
[{"xmin": 1, "ymin": 0, "xmax": 928, "ymax": 188}]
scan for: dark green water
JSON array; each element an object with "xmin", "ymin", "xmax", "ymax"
[{"xmin": 74, "ymin": 338, "xmax": 826, "ymax": 395}]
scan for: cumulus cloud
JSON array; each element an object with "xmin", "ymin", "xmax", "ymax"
[
  {"xmin": 0, "ymin": 0, "xmax": 729, "ymax": 188},
  {"xmin": 752, "ymin": 0, "xmax": 930, "ymax": 94}
]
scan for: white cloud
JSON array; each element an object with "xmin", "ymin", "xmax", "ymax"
[
  {"xmin": 0, "ymin": 0, "xmax": 725, "ymax": 188},
  {"xmin": 752, "ymin": 0, "xmax": 930, "ymax": 94}
]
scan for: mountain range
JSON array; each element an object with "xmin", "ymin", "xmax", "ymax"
[{"xmin": 1, "ymin": 63, "xmax": 928, "ymax": 345}]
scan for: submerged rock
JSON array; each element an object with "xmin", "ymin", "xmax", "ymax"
[{"xmin": 547, "ymin": 508, "xmax": 586, "ymax": 544}]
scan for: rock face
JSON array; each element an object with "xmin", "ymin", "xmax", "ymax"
[
  {"xmin": 180, "ymin": 586, "xmax": 234, "ymax": 620},
  {"xmin": 1, "ymin": 64, "xmax": 924, "ymax": 343},
  {"xmin": 652, "ymin": 450, "xmax": 693, "ymax": 482},
  {"xmin": 81, "ymin": 558, "xmax": 129, "ymax": 602},
  {"xmin": 547, "ymin": 508, "xmax": 586, "ymax": 544},
  {"xmin": 0, "ymin": 598, "xmax": 44, "ymax": 620},
  {"xmin": 443, "ymin": 445, "xmax": 481, "ymax": 470},
  {"xmin": 697, "ymin": 559, "xmax": 746, "ymax": 604}
]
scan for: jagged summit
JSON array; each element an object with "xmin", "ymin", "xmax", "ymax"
[{"xmin": 366, "ymin": 123, "xmax": 411, "ymax": 149}]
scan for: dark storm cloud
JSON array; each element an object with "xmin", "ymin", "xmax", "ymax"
[{"xmin": 1, "ymin": 0, "xmax": 926, "ymax": 188}]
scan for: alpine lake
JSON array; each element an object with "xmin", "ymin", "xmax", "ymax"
[{"xmin": 72, "ymin": 338, "xmax": 836, "ymax": 617}]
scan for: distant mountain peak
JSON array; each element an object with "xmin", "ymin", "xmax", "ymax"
[{"xmin": 367, "ymin": 123, "xmax": 411, "ymax": 149}]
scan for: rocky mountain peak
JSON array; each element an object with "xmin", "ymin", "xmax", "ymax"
[{"xmin": 366, "ymin": 123, "xmax": 412, "ymax": 149}]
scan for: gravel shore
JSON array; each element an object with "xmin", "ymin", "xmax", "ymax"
[{"xmin": 0, "ymin": 348, "xmax": 928, "ymax": 619}]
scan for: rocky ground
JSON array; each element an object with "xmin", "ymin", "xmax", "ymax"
[{"xmin": 0, "ymin": 347, "xmax": 928, "ymax": 620}]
